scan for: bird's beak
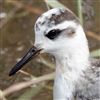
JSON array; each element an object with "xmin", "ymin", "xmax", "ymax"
[{"xmin": 9, "ymin": 46, "xmax": 42, "ymax": 76}]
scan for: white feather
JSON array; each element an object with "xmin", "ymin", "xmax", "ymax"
[{"xmin": 34, "ymin": 8, "xmax": 91, "ymax": 100}]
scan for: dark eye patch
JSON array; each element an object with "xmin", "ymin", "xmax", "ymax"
[{"xmin": 45, "ymin": 29, "xmax": 62, "ymax": 40}]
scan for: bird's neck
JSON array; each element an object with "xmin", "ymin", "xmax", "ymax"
[
  {"xmin": 55, "ymin": 46, "xmax": 90, "ymax": 76},
  {"xmin": 53, "ymin": 33, "xmax": 90, "ymax": 100}
]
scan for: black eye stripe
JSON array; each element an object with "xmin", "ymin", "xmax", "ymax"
[{"xmin": 45, "ymin": 29, "xmax": 62, "ymax": 40}]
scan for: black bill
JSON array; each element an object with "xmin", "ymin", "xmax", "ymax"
[{"xmin": 9, "ymin": 46, "xmax": 42, "ymax": 76}]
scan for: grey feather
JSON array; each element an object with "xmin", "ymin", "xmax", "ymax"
[{"xmin": 74, "ymin": 58, "xmax": 100, "ymax": 100}]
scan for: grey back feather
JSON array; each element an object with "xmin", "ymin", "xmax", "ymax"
[{"xmin": 74, "ymin": 58, "xmax": 100, "ymax": 100}]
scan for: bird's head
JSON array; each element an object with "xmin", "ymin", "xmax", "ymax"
[
  {"xmin": 9, "ymin": 8, "xmax": 89, "ymax": 76},
  {"xmin": 34, "ymin": 8, "xmax": 88, "ymax": 57}
]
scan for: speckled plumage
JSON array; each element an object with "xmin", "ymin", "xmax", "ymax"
[
  {"xmin": 34, "ymin": 8, "xmax": 100, "ymax": 100},
  {"xmin": 35, "ymin": 8, "xmax": 79, "ymax": 36},
  {"xmin": 74, "ymin": 58, "xmax": 100, "ymax": 100}
]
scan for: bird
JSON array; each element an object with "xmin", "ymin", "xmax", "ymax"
[{"xmin": 9, "ymin": 8, "xmax": 100, "ymax": 100}]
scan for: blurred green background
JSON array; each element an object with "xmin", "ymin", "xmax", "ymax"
[{"xmin": 0, "ymin": 0, "xmax": 100, "ymax": 100}]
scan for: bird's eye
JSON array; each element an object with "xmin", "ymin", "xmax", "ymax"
[{"xmin": 45, "ymin": 29, "xmax": 61, "ymax": 40}]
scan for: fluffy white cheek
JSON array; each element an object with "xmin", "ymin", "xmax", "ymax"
[
  {"xmin": 41, "ymin": 37, "xmax": 67, "ymax": 54},
  {"xmin": 43, "ymin": 45, "xmax": 56, "ymax": 53},
  {"xmin": 43, "ymin": 43, "xmax": 63, "ymax": 54}
]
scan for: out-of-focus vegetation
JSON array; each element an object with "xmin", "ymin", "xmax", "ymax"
[{"xmin": 0, "ymin": 0, "xmax": 100, "ymax": 100}]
